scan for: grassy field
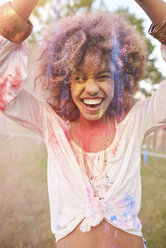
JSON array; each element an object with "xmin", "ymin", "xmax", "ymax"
[
  {"xmin": 140, "ymin": 154, "xmax": 166, "ymax": 248},
  {"xmin": 0, "ymin": 136, "xmax": 55, "ymax": 248},
  {"xmin": 0, "ymin": 136, "xmax": 165, "ymax": 248}
]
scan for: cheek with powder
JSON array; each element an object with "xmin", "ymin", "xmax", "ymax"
[{"xmin": 70, "ymin": 82, "xmax": 84, "ymax": 107}]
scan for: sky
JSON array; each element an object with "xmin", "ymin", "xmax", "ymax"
[{"xmin": 0, "ymin": 0, "xmax": 165, "ymax": 76}]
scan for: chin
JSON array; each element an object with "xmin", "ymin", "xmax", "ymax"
[{"xmin": 81, "ymin": 112, "xmax": 106, "ymax": 121}]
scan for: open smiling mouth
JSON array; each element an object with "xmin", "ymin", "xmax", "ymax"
[{"xmin": 81, "ymin": 98, "xmax": 103, "ymax": 109}]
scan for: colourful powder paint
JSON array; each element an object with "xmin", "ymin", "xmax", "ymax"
[
  {"xmin": 124, "ymin": 194, "xmax": 133, "ymax": 203},
  {"xmin": 143, "ymin": 149, "xmax": 148, "ymax": 163},
  {"xmin": 104, "ymin": 222, "xmax": 110, "ymax": 235},
  {"xmin": 0, "ymin": 67, "xmax": 22, "ymax": 111},
  {"xmin": 0, "ymin": 76, "xmax": 7, "ymax": 111},
  {"xmin": 123, "ymin": 193, "xmax": 136, "ymax": 217},
  {"xmin": 86, "ymin": 187, "xmax": 92, "ymax": 203},
  {"xmin": 110, "ymin": 215, "xmax": 117, "ymax": 221},
  {"xmin": 114, "ymin": 229, "xmax": 118, "ymax": 239},
  {"xmin": 98, "ymin": 108, "xmax": 105, "ymax": 119}
]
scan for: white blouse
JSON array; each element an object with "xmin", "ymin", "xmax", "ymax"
[{"xmin": 0, "ymin": 35, "xmax": 166, "ymax": 243}]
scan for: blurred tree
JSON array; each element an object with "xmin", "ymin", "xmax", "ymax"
[
  {"xmin": 65, "ymin": 0, "xmax": 94, "ymax": 15},
  {"xmin": 33, "ymin": 0, "xmax": 49, "ymax": 18},
  {"xmin": 32, "ymin": 0, "xmax": 95, "ymax": 20},
  {"xmin": 115, "ymin": 8, "xmax": 164, "ymax": 88},
  {"xmin": 29, "ymin": 0, "xmax": 97, "ymax": 41}
]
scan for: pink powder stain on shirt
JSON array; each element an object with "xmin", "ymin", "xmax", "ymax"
[
  {"xmin": 0, "ymin": 76, "xmax": 8, "ymax": 111},
  {"xmin": 86, "ymin": 186, "xmax": 93, "ymax": 203},
  {"xmin": 47, "ymin": 118, "xmax": 75, "ymax": 186},
  {"xmin": 62, "ymin": 122, "xmax": 72, "ymax": 143},
  {"xmin": 111, "ymin": 126, "xmax": 124, "ymax": 157},
  {"xmin": 112, "ymin": 145, "xmax": 118, "ymax": 157},
  {"xmin": 9, "ymin": 67, "xmax": 22, "ymax": 88},
  {"xmin": 48, "ymin": 119, "xmax": 59, "ymax": 149},
  {"xmin": 0, "ymin": 67, "xmax": 22, "ymax": 111}
]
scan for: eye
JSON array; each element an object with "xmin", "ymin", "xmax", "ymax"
[
  {"xmin": 96, "ymin": 75, "xmax": 112, "ymax": 80},
  {"xmin": 74, "ymin": 77, "xmax": 86, "ymax": 83},
  {"xmin": 98, "ymin": 75, "xmax": 110, "ymax": 79}
]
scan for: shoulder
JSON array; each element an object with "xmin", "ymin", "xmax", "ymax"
[{"xmin": 116, "ymin": 103, "xmax": 136, "ymax": 124}]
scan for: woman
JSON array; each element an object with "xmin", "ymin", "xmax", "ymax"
[{"xmin": 0, "ymin": 0, "xmax": 166, "ymax": 247}]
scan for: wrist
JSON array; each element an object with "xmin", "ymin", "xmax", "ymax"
[
  {"xmin": 0, "ymin": 2, "xmax": 33, "ymax": 43},
  {"xmin": 149, "ymin": 17, "xmax": 166, "ymax": 44}
]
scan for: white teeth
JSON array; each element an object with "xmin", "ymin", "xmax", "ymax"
[{"xmin": 83, "ymin": 99, "xmax": 102, "ymax": 105}]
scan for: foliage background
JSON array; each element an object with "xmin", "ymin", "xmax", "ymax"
[{"xmin": 30, "ymin": 0, "xmax": 165, "ymax": 96}]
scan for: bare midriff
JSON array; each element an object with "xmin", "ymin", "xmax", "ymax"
[{"xmin": 56, "ymin": 219, "xmax": 144, "ymax": 248}]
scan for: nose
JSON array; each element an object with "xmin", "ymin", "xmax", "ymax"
[{"xmin": 85, "ymin": 78, "xmax": 99, "ymax": 96}]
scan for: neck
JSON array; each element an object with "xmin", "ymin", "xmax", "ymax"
[
  {"xmin": 78, "ymin": 114, "xmax": 108, "ymax": 130},
  {"xmin": 70, "ymin": 113, "xmax": 116, "ymax": 153}
]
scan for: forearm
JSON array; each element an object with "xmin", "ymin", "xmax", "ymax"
[
  {"xmin": 11, "ymin": 0, "xmax": 39, "ymax": 21},
  {"xmin": 135, "ymin": 0, "xmax": 166, "ymax": 26},
  {"xmin": 0, "ymin": 36, "xmax": 44, "ymax": 136},
  {"xmin": 0, "ymin": 0, "xmax": 39, "ymax": 43}
]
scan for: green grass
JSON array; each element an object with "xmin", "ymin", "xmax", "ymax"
[
  {"xmin": 140, "ymin": 156, "xmax": 166, "ymax": 248},
  {"xmin": 0, "ymin": 136, "xmax": 55, "ymax": 248},
  {"xmin": 0, "ymin": 136, "xmax": 165, "ymax": 247}
]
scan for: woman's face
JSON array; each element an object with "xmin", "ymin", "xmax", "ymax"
[{"xmin": 70, "ymin": 55, "xmax": 114, "ymax": 121}]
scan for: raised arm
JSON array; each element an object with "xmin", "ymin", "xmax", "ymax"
[
  {"xmin": 135, "ymin": 0, "xmax": 166, "ymax": 57},
  {"xmin": 0, "ymin": 0, "xmax": 45, "ymax": 136},
  {"xmin": 0, "ymin": 0, "xmax": 39, "ymax": 43},
  {"xmin": 135, "ymin": 0, "xmax": 166, "ymax": 26},
  {"xmin": 134, "ymin": 1, "xmax": 166, "ymax": 136},
  {"xmin": 11, "ymin": 0, "xmax": 39, "ymax": 21}
]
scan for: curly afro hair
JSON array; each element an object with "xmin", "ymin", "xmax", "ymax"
[{"xmin": 34, "ymin": 11, "xmax": 147, "ymax": 121}]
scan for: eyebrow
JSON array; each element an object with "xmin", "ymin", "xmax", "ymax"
[
  {"xmin": 72, "ymin": 70, "xmax": 112, "ymax": 79},
  {"xmin": 96, "ymin": 70, "xmax": 112, "ymax": 76}
]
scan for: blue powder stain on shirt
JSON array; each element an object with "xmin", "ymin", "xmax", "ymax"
[
  {"xmin": 123, "ymin": 194, "xmax": 136, "ymax": 217},
  {"xmin": 57, "ymin": 210, "xmax": 63, "ymax": 215},
  {"xmin": 130, "ymin": 201, "xmax": 135, "ymax": 208},
  {"xmin": 56, "ymin": 224, "xmax": 61, "ymax": 229},
  {"xmin": 124, "ymin": 194, "xmax": 133, "ymax": 203},
  {"xmin": 110, "ymin": 215, "xmax": 117, "ymax": 221},
  {"xmin": 125, "ymin": 201, "xmax": 135, "ymax": 215}
]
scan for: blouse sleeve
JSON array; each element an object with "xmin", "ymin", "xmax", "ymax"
[
  {"xmin": 139, "ymin": 81, "xmax": 166, "ymax": 137},
  {"xmin": 138, "ymin": 44, "xmax": 166, "ymax": 138},
  {"xmin": 0, "ymin": 35, "xmax": 44, "ymax": 136}
]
